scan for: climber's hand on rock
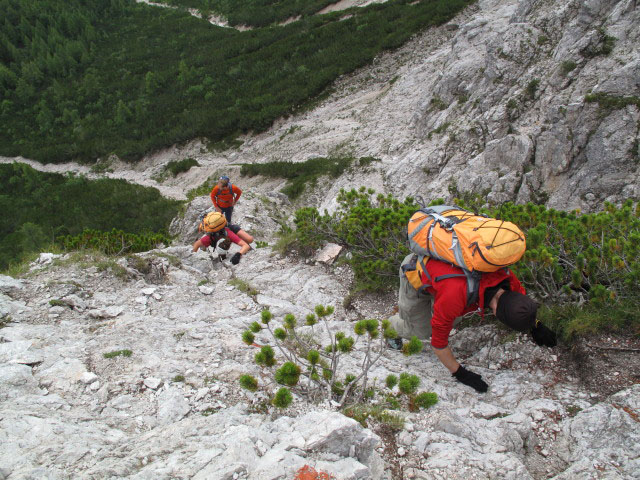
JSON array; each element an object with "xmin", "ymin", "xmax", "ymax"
[
  {"xmin": 531, "ymin": 323, "xmax": 557, "ymax": 347},
  {"xmin": 453, "ymin": 365, "xmax": 488, "ymax": 393},
  {"xmin": 231, "ymin": 252, "xmax": 241, "ymax": 265}
]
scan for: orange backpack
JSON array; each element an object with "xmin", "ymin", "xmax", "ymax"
[
  {"xmin": 405, "ymin": 205, "xmax": 526, "ymax": 304},
  {"xmin": 408, "ymin": 205, "xmax": 526, "ymax": 272}
]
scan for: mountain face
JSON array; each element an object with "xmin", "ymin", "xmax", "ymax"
[{"xmin": 1, "ymin": 2, "xmax": 640, "ymax": 478}]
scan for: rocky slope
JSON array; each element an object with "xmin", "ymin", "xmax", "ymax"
[
  {"xmin": 2, "ymin": 1, "xmax": 640, "ymax": 478},
  {"xmin": 2, "ymin": 187, "xmax": 640, "ymax": 479}
]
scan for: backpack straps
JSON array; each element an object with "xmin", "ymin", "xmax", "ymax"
[
  {"xmin": 431, "ymin": 269, "xmax": 481, "ymax": 307},
  {"xmin": 214, "ymin": 184, "xmax": 234, "ymax": 198},
  {"xmin": 404, "ymin": 254, "xmax": 481, "ymax": 306}
]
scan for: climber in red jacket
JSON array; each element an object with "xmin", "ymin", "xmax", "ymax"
[{"xmin": 388, "ymin": 254, "xmax": 557, "ymax": 393}]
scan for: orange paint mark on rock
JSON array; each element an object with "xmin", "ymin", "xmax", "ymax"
[{"xmin": 293, "ymin": 465, "xmax": 334, "ymax": 480}]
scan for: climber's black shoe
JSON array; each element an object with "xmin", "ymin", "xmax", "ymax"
[{"xmin": 387, "ymin": 337, "xmax": 403, "ymax": 351}]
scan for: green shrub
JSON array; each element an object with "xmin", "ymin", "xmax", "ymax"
[
  {"xmin": 255, "ymin": 345, "xmax": 276, "ymax": 367},
  {"xmin": 0, "ymin": 164, "xmax": 180, "ymax": 270},
  {"xmin": 288, "ymin": 188, "xmax": 420, "ymax": 288},
  {"xmin": 275, "ymin": 362, "xmax": 301, "ymax": 386},
  {"xmin": 430, "ymin": 122, "xmax": 450, "ymax": 136},
  {"xmin": 49, "ymin": 299, "xmax": 67, "ymax": 307},
  {"xmin": 239, "ymin": 374, "xmax": 258, "ymax": 391},
  {"xmin": 242, "ymin": 330, "xmax": 255, "ymax": 345},
  {"xmin": 398, "ymin": 373, "xmax": 420, "ymax": 395},
  {"xmin": 415, "ymin": 392, "xmax": 438, "ymax": 409},
  {"xmin": 272, "ymin": 387, "xmax": 293, "ymax": 408},
  {"xmin": 241, "ymin": 305, "xmax": 421, "ymax": 408},
  {"xmin": 249, "ymin": 321, "xmax": 262, "ymax": 333},
  {"xmin": 103, "ymin": 349, "xmax": 132, "ymax": 358},
  {"xmin": 430, "ymin": 96, "xmax": 447, "ymax": 111},
  {"xmin": 585, "ymin": 93, "xmax": 640, "ymax": 113},
  {"xmin": 560, "ymin": 60, "xmax": 577, "ymax": 76},
  {"xmin": 229, "ymin": 278, "xmax": 259, "ymax": 297},
  {"xmin": 342, "ymin": 403, "xmax": 405, "ymax": 430},
  {"xmin": 585, "ymin": 28, "xmax": 616, "ymax": 57},
  {"xmin": 58, "ymin": 229, "xmax": 172, "ymax": 256},
  {"xmin": 526, "ymin": 78, "xmax": 540, "ymax": 98},
  {"xmin": 241, "ymin": 157, "xmax": 355, "ymax": 199},
  {"xmin": 385, "ymin": 374, "xmax": 398, "ymax": 389},
  {"xmin": 165, "ymin": 158, "xmax": 199, "ymax": 177}
]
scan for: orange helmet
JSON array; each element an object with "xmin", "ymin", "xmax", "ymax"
[{"xmin": 199, "ymin": 212, "xmax": 227, "ymax": 233}]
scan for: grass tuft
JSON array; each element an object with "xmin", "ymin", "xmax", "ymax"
[{"xmin": 103, "ymin": 349, "xmax": 132, "ymax": 358}]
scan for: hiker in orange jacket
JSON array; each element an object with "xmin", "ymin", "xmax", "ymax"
[
  {"xmin": 388, "ymin": 254, "xmax": 557, "ymax": 393},
  {"xmin": 210, "ymin": 176, "xmax": 242, "ymax": 223}
]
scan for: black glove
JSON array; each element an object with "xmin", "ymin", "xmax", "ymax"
[
  {"xmin": 531, "ymin": 323, "xmax": 557, "ymax": 347},
  {"xmin": 453, "ymin": 365, "xmax": 488, "ymax": 393},
  {"xmin": 230, "ymin": 252, "xmax": 241, "ymax": 265}
]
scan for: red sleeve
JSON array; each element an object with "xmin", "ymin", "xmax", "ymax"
[
  {"xmin": 508, "ymin": 272, "xmax": 526, "ymax": 295},
  {"xmin": 210, "ymin": 186, "xmax": 219, "ymax": 207},
  {"xmin": 232, "ymin": 184, "xmax": 242, "ymax": 201},
  {"xmin": 225, "ymin": 228, "xmax": 241, "ymax": 245},
  {"xmin": 200, "ymin": 235, "xmax": 212, "ymax": 248},
  {"xmin": 430, "ymin": 279, "xmax": 467, "ymax": 349}
]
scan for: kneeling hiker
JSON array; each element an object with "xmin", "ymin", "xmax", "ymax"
[
  {"xmin": 389, "ymin": 205, "xmax": 557, "ymax": 393},
  {"xmin": 192, "ymin": 212, "xmax": 253, "ymax": 265}
]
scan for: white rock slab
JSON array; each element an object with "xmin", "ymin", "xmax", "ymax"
[{"xmin": 315, "ymin": 243, "xmax": 343, "ymax": 264}]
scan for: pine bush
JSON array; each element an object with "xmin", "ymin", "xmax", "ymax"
[{"xmin": 287, "ymin": 189, "xmax": 640, "ymax": 338}]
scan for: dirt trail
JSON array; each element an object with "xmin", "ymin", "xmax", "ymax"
[{"xmin": 317, "ymin": 0, "xmax": 389, "ymax": 15}]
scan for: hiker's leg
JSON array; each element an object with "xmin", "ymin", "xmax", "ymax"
[
  {"xmin": 221, "ymin": 206, "xmax": 233, "ymax": 223},
  {"xmin": 390, "ymin": 254, "xmax": 433, "ymax": 340},
  {"xmin": 237, "ymin": 229, "xmax": 254, "ymax": 244}
]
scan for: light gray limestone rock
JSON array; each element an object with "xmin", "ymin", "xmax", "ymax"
[{"xmin": 157, "ymin": 387, "xmax": 191, "ymax": 425}]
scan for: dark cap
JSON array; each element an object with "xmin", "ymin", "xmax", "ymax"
[{"xmin": 496, "ymin": 291, "xmax": 537, "ymax": 332}]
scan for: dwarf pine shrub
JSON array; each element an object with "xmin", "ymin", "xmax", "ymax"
[
  {"xmin": 103, "ymin": 349, "xmax": 132, "ymax": 358},
  {"xmin": 398, "ymin": 373, "xmax": 420, "ymax": 395},
  {"xmin": 165, "ymin": 158, "xmax": 199, "ymax": 177},
  {"xmin": 272, "ymin": 387, "xmax": 293, "ymax": 408},
  {"xmin": 57, "ymin": 229, "xmax": 172, "ymax": 256},
  {"xmin": 286, "ymin": 189, "xmax": 640, "ymax": 338},
  {"xmin": 239, "ymin": 305, "xmax": 416, "ymax": 408},
  {"xmin": 239, "ymin": 375, "xmax": 258, "ymax": 392},
  {"xmin": 291, "ymin": 188, "xmax": 421, "ymax": 288},
  {"xmin": 240, "ymin": 157, "xmax": 356, "ymax": 199}
]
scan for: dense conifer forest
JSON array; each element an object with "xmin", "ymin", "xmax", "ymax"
[
  {"xmin": 0, "ymin": 0, "xmax": 472, "ymax": 164},
  {"xmin": 0, "ymin": 163, "xmax": 180, "ymax": 269}
]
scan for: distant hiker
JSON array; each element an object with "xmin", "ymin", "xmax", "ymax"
[
  {"xmin": 210, "ymin": 175, "xmax": 242, "ymax": 223},
  {"xmin": 193, "ymin": 212, "xmax": 253, "ymax": 265},
  {"xmin": 388, "ymin": 205, "xmax": 557, "ymax": 393}
]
